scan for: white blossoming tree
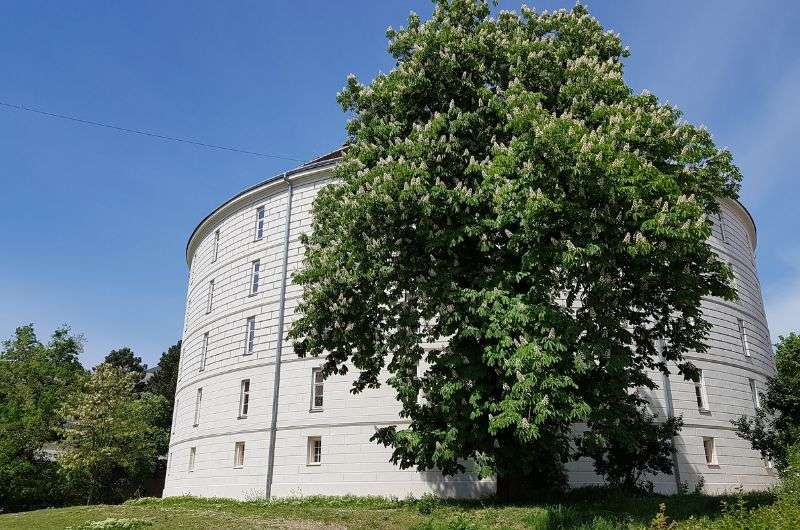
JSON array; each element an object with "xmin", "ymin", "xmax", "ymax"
[{"xmin": 289, "ymin": 0, "xmax": 739, "ymax": 498}]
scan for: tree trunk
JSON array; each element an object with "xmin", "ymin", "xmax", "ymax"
[{"xmin": 496, "ymin": 474, "xmax": 534, "ymax": 502}]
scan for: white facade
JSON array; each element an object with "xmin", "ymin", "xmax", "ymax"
[{"xmin": 163, "ymin": 153, "xmax": 777, "ymax": 499}]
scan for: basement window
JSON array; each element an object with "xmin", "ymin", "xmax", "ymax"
[
  {"xmin": 307, "ymin": 436, "xmax": 322, "ymax": 465},
  {"xmin": 234, "ymin": 442, "xmax": 245, "ymax": 468}
]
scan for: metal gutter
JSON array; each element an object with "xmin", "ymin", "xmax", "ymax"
[
  {"xmin": 264, "ymin": 172, "xmax": 293, "ymax": 499},
  {"xmin": 658, "ymin": 339, "xmax": 683, "ymax": 492}
]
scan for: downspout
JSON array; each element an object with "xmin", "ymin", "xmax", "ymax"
[
  {"xmin": 658, "ymin": 338, "xmax": 683, "ymax": 492},
  {"xmin": 265, "ymin": 172, "xmax": 293, "ymax": 499}
]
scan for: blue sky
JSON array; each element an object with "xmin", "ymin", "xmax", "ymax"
[{"xmin": 1, "ymin": 1, "xmax": 798, "ymax": 368}]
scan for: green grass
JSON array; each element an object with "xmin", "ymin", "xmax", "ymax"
[{"xmin": 0, "ymin": 488, "xmax": 793, "ymax": 530}]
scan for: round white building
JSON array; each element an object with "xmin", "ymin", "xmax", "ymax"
[{"xmin": 163, "ymin": 149, "xmax": 777, "ymax": 499}]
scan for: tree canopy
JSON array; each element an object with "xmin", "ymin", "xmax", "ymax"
[
  {"xmin": 735, "ymin": 332, "xmax": 800, "ymax": 472},
  {"xmin": 289, "ymin": 0, "xmax": 739, "ymax": 494},
  {"xmin": 144, "ymin": 340, "xmax": 181, "ymax": 429},
  {"xmin": 0, "ymin": 325, "xmax": 86, "ymax": 511},
  {"xmin": 58, "ymin": 363, "xmax": 170, "ymax": 504}
]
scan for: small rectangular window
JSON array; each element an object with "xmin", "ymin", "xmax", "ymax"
[
  {"xmin": 738, "ymin": 318, "xmax": 750, "ymax": 357},
  {"xmin": 200, "ymin": 332, "xmax": 209, "ymax": 371},
  {"xmin": 310, "ymin": 368, "xmax": 324, "ymax": 411},
  {"xmin": 749, "ymin": 378, "xmax": 761, "ymax": 410},
  {"xmin": 212, "ymin": 229, "xmax": 220, "ymax": 263},
  {"xmin": 694, "ymin": 370, "xmax": 709, "ymax": 412},
  {"xmin": 194, "ymin": 388, "xmax": 202, "ymax": 427},
  {"xmin": 307, "ymin": 436, "xmax": 322, "ymax": 465},
  {"xmin": 239, "ymin": 379, "xmax": 250, "ymax": 418},
  {"xmin": 188, "ymin": 447, "xmax": 196, "ymax": 471},
  {"xmin": 234, "ymin": 441, "xmax": 245, "ymax": 468},
  {"xmin": 250, "ymin": 259, "xmax": 261, "ymax": 295},
  {"xmin": 255, "ymin": 207, "xmax": 265, "ymax": 241},
  {"xmin": 168, "ymin": 451, "xmax": 173, "ymax": 473},
  {"xmin": 206, "ymin": 280, "xmax": 215, "ymax": 314},
  {"xmin": 717, "ymin": 212, "xmax": 726, "ymax": 242},
  {"xmin": 703, "ymin": 437, "xmax": 717, "ymax": 465},
  {"xmin": 245, "ymin": 317, "xmax": 256, "ymax": 355}
]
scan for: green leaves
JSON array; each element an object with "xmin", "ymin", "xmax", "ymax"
[{"xmin": 290, "ymin": 0, "xmax": 739, "ymax": 489}]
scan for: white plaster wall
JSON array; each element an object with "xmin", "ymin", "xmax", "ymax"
[{"xmin": 164, "ymin": 163, "xmax": 776, "ymax": 499}]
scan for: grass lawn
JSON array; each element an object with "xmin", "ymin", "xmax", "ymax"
[{"xmin": 0, "ymin": 488, "xmax": 794, "ymax": 530}]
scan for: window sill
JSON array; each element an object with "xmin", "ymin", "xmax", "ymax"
[
  {"xmin": 306, "ymin": 462, "xmax": 321, "ymax": 467},
  {"xmin": 699, "ymin": 408, "xmax": 711, "ymax": 415},
  {"xmin": 238, "ymin": 415, "xmax": 248, "ymax": 420},
  {"xmin": 309, "ymin": 408, "xmax": 323, "ymax": 413},
  {"xmin": 707, "ymin": 464, "xmax": 720, "ymax": 469},
  {"xmin": 243, "ymin": 352, "xmax": 253, "ymax": 357},
  {"xmin": 233, "ymin": 465, "xmax": 243, "ymax": 470},
  {"xmin": 193, "ymin": 424, "xmax": 198, "ymax": 428}
]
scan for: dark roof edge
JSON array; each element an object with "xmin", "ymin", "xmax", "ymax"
[{"xmin": 184, "ymin": 152, "xmax": 343, "ymax": 265}]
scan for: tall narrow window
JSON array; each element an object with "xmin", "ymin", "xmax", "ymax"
[
  {"xmin": 206, "ymin": 280, "xmax": 215, "ymax": 314},
  {"xmin": 244, "ymin": 317, "xmax": 256, "ymax": 355},
  {"xmin": 307, "ymin": 436, "xmax": 322, "ymax": 465},
  {"xmin": 703, "ymin": 437, "xmax": 717, "ymax": 465},
  {"xmin": 255, "ymin": 206, "xmax": 265, "ymax": 240},
  {"xmin": 694, "ymin": 370, "xmax": 709, "ymax": 412},
  {"xmin": 310, "ymin": 368, "xmax": 324, "ymax": 411},
  {"xmin": 171, "ymin": 399, "xmax": 179, "ymax": 434},
  {"xmin": 188, "ymin": 447, "xmax": 196, "ymax": 471},
  {"xmin": 193, "ymin": 388, "xmax": 202, "ymax": 427},
  {"xmin": 199, "ymin": 332, "xmax": 209, "ymax": 371},
  {"xmin": 238, "ymin": 379, "xmax": 250, "ymax": 418},
  {"xmin": 728, "ymin": 260, "xmax": 737, "ymax": 293},
  {"xmin": 717, "ymin": 212, "xmax": 726, "ymax": 242},
  {"xmin": 750, "ymin": 378, "xmax": 761, "ymax": 410},
  {"xmin": 212, "ymin": 229, "xmax": 220, "ymax": 263},
  {"xmin": 250, "ymin": 259, "xmax": 261, "ymax": 295},
  {"xmin": 738, "ymin": 318, "xmax": 750, "ymax": 357},
  {"xmin": 234, "ymin": 442, "xmax": 245, "ymax": 468},
  {"xmin": 168, "ymin": 451, "xmax": 173, "ymax": 473}
]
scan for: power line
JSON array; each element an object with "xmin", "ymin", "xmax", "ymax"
[{"xmin": 0, "ymin": 100, "xmax": 304, "ymax": 162}]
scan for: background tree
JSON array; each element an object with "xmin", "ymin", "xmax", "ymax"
[
  {"xmin": 58, "ymin": 363, "xmax": 169, "ymax": 504},
  {"xmin": 735, "ymin": 332, "xmax": 800, "ymax": 472},
  {"xmin": 104, "ymin": 347, "xmax": 147, "ymax": 391},
  {"xmin": 145, "ymin": 340, "xmax": 181, "ymax": 429},
  {"xmin": 104, "ymin": 346, "xmax": 146, "ymax": 375},
  {"xmin": 0, "ymin": 325, "xmax": 86, "ymax": 511},
  {"xmin": 289, "ymin": 0, "xmax": 740, "ymax": 497}
]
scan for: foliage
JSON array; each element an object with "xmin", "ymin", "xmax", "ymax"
[
  {"xmin": 289, "ymin": 0, "xmax": 739, "ymax": 493},
  {"xmin": 577, "ymin": 400, "xmax": 683, "ymax": 490},
  {"xmin": 0, "ymin": 489, "xmax": 782, "ymax": 529},
  {"xmin": 104, "ymin": 347, "xmax": 147, "ymax": 391},
  {"xmin": 58, "ymin": 364, "xmax": 170, "ymax": 504},
  {"xmin": 0, "ymin": 325, "xmax": 86, "ymax": 511},
  {"xmin": 734, "ymin": 332, "xmax": 800, "ymax": 471},
  {"xmin": 144, "ymin": 340, "xmax": 181, "ymax": 428}
]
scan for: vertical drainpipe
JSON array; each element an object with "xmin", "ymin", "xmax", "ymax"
[
  {"xmin": 659, "ymin": 338, "xmax": 683, "ymax": 492},
  {"xmin": 265, "ymin": 172, "xmax": 293, "ymax": 499}
]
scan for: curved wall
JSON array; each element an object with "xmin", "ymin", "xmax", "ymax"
[{"xmin": 163, "ymin": 159, "xmax": 776, "ymax": 499}]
